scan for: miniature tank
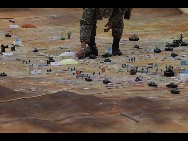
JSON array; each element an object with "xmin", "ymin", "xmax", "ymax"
[
  {"xmin": 104, "ymin": 58, "xmax": 111, "ymax": 62},
  {"xmin": 166, "ymin": 82, "xmax": 178, "ymax": 88},
  {"xmin": 85, "ymin": 76, "xmax": 92, "ymax": 81},
  {"xmin": 61, "ymin": 35, "xmax": 65, "ymax": 40},
  {"xmin": 134, "ymin": 45, "xmax": 140, "ymax": 49},
  {"xmin": 129, "ymin": 34, "xmax": 139, "ymax": 41},
  {"xmin": 102, "ymin": 52, "xmax": 112, "ymax": 58},
  {"xmin": 154, "ymin": 47, "xmax": 162, "ymax": 53},
  {"xmin": 171, "ymin": 88, "xmax": 180, "ymax": 94},
  {"xmin": 165, "ymin": 47, "xmax": 173, "ymax": 51},
  {"xmin": 130, "ymin": 68, "xmax": 137, "ymax": 75},
  {"xmin": 171, "ymin": 53, "xmax": 178, "ymax": 58},
  {"xmin": 5, "ymin": 33, "xmax": 11, "ymax": 37},
  {"xmin": 148, "ymin": 82, "xmax": 157, "ymax": 87},
  {"xmin": 0, "ymin": 71, "xmax": 7, "ymax": 77},
  {"xmin": 164, "ymin": 66, "xmax": 174, "ymax": 77},
  {"xmin": 33, "ymin": 49, "xmax": 38, "ymax": 52},
  {"xmin": 103, "ymin": 78, "xmax": 111, "ymax": 84},
  {"xmin": 89, "ymin": 54, "xmax": 97, "ymax": 59}
]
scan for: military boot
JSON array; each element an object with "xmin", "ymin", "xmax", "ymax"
[
  {"xmin": 112, "ymin": 37, "xmax": 122, "ymax": 56},
  {"xmin": 85, "ymin": 38, "xmax": 98, "ymax": 57}
]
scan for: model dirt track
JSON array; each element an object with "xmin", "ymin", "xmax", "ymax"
[{"xmin": 0, "ymin": 8, "xmax": 188, "ymax": 133}]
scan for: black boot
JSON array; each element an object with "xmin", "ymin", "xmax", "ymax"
[
  {"xmin": 85, "ymin": 37, "xmax": 98, "ymax": 57},
  {"xmin": 112, "ymin": 37, "xmax": 122, "ymax": 56}
]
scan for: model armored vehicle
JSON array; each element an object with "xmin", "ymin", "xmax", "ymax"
[
  {"xmin": 171, "ymin": 88, "xmax": 180, "ymax": 94},
  {"xmin": 148, "ymin": 82, "xmax": 157, "ymax": 87},
  {"xmin": 164, "ymin": 66, "xmax": 175, "ymax": 77},
  {"xmin": 104, "ymin": 58, "xmax": 111, "ymax": 62},
  {"xmin": 166, "ymin": 82, "xmax": 178, "ymax": 88},
  {"xmin": 130, "ymin": 68, "xmax": 137, "ymax": 75},
  {"xmin": 103, "ymin": 78, "xmax": 111, "ymax": 84},
  {"xmin": 165, "ymin": 47, "xmax": 173, "ymax": 51},
  {"xmin": 33, "ymin": 49, "xmax": 38, "ymax": 52},
  {"xmin": 0, "ymin": 71, "xmax": 7, "ymax": 77},
  {"xmin": 102, "ymin": 52, "xmax": 112, "ymax": 58},
  {"xmin": 171, "ymin": 53, "xmax": 178, "ymax": 58},
  {"xmin": 129, "ymin": 34, "xmax": 139, "ymax": 41},
  {"xmin": 134, "ymin": 45, "xmax": 140, "ymax": 49},
  {"xmin": 89, "ymin": 54, "xmax": 97, "ymax": 59},
  {"xmin": 154, "ymin": 47, "xmax": 162, "ymax": 53},
  {"xmin": 5, "ymin": 33, "xmax": 11, "ymax": 37},
  {"xmin": 165, "ymin": 34, "xmax": 185, "ymax": 47},
  {"xmin": 85, "ymin": 76, "xmax": 92, "ymax": 81},
  {"xmin": 47, "ymin": 57, "xmax": 55, "ymax": 64}
]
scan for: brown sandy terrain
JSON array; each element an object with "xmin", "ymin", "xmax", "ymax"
[{"xmin": 0, "ymin": 8, "xmax": 188, "ymax": 133}]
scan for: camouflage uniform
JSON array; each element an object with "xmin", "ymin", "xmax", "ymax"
[{"xmin": 80, "ymin": 8, "xmax": 128, "ymax": 43}]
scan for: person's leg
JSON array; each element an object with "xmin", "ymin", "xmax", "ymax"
[
  {"xmin": 112, "ymin": 19, "xmax": 124, "ymax": 56},
  {"xmin": 77, "ymin": 8, "xmax": 97, "ymax": 58},
  {"xmin": 86, "ymin": 19, "xmax": 98, "ymax": 56}
]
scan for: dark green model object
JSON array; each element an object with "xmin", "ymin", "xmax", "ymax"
[
  {"xmin": 154, "ymin": 47, "xmax": 162, "ymax": 53},
  {"xmin": 165, "ymin": 47, "xmax": 173, "ymax": 51},
  {"xmin": 103, "ymin": 78, "xmax": 111, "ymax": 84},
  {"xmin": 129, "ymin": 34, "xmax": 139, "ymax": 41},
  {"xmin": 130, "ymin": 68, "xmax": 137, "ymax": 75},
  {"xmin": 0, "ymin": 72, "xmax": 7, "ymax": 77},
  {"xmin": 148, "ymin": 82, "xmax": 157, "ymax": 87},
  {"xmin": 171, "ymin": 88, "xmax": 180, "ymax": 94},
  {"xmin": 85, "ymin": 76, "xmax": 92, "ymax": 81},
  {"xmin": 166, "ymin": 82, "xmax": 178, "ymax": 88},
  {"xmin": 102, "ymin": 52, "xmax": 112, "ymax": 58}
]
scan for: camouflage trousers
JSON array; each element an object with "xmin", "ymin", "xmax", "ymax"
[{"xmin": 80, "ymin": 8, "xmax": 124, "ymax": 43}]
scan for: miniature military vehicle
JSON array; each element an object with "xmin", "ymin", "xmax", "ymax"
[
  {"xmin": 47, "ymin": 57, "xmax": 55, "ymax": 64},
  {"xmin": 5, "ymin": 33, "xmax": 11, "ymax": 37},
  {"xmin": 102, "ymin": 52, "xmax": 112, "ymax": 58},
  {"xmin": 33, "ymin": 49, "xmax": 38, "ymax": 52},
  {"xmin": 104, "ymin": 58, "xmax": 111, "ymax": 62},
  {"xmin": 60, "ymin": 35, "xmax": 65, "ymax": 40},
  {"xmin": 0, "ymin": 71, "xmax": 7, "ymax": 77},
  {"xmin": 134, "ymin": 45, "xmax": 140, "ymax": 49},
  {"xmin": 89, "ymin": 54, "xmax": 97, "ymax": 59},
  {"xmin": 103, "ymin": 78, "xmax": 111, "ymax": 84},
  {"xmin": 148, "ymin": 82, "xmax": 157, "ymax": 87},
  {"xmin": 165, "ymin": 47, "xmax": 173, "ymax": 51},
  {"xmin": 166, "ymin": 82, "xmax": 178, "ymax": 88},
  {"xmin": 165, "ymin": 34, "xmax": 185, "ymax": 47},
  {"xmin": 164, "ymin": 66, "xmax": 174, "ymax": 77},
  {"xmin": 130, "ymin": 68, "xmax": 137, "ymax": 75},
  {"xmin": 171, "ymin": 53, "xmax": 178, "ymax": 58},
  {"xmin": 129, "ymin": 34, "xmax": 139, "ymax": 41},
  {"xmin": 85, "ymin": 76, "xmax": 92, "ymax": 81},
  {"xmin": 154, "ymin": 47, "xmax": 162, "ymax": 53},
  {"xmin": 171, "ymin": 88, "xmax": 180, "ymax": 94}
]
